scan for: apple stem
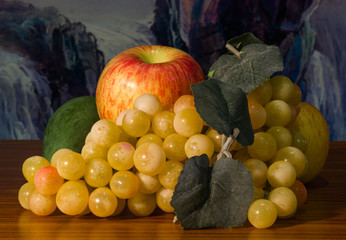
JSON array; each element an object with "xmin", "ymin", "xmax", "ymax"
[
  {"xmin": 217, "ymin": 128, "xmax": 240, "ymax": 160},
  {"xmin": 225, "ymin": 43, "xmax": 241, "ymax": 59}
]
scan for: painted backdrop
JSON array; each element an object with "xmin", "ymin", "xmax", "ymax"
[{"xmin": 0, "ymin": 0, "xmax": 345, "ymax": 140}]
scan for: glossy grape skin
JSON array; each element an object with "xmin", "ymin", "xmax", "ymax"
[
  {"xmin": 156, "ymin": 187, "xmax": 174, "ymax": 213},
  {"xmin": 84, "ymin": 158, "xmax": 113, "ymax": 187},
  {"xmin": 112, "ymin": 198, "xmax": 127, "ymax": 216},
  {"xmin": 247, "ymin": 80, "xmax": 272, "ymax": 106},
  {"xmin": 268, "ymin": 187, "xmax": 297, "ymax": 219},
  {"xmin": 269, "ymin": 75, "xmax": 294, "ymax": 102},
  {"xmin": 291, "ymin": 131, "xmax": 308, "ymax": 153},
  {"xmin": 287, "ymin": 83, "xmax": 302, "ymax": 106},
  {"xmin": 56, "ymin": 151, "xmax": 86, "ymax": 180},
  {"xmin": 248, "ymin": 199, "xmax": 277, "ymax": 229},
  {"xmin": 158, "ymin": 160, "xmax": 184, "ymax": 190},
  {"xmin": 173, "ymin": 95, "xmax": 196, "ymax": 114},
  {"xmin": 22, "ymin": 156, "xmax": 50, "ymax": 184},
  {"xmin": 127, "ymin": 192, "xmax": 157, "ymax": 217},
  {"xmin": 136, "ymin": 172, "xmax": 162, "ymax": 194},
  {"xmin": 51, "ymin": 149, "xmax": 73, "ymax": 168},
  {"xmin": 133, "ymin": 94, "xmax": 162, "ymax": 119},
  {"xmin": 108, "ymin": 142, "xmax": 135, "ymax": 171},
  {"xmin": 247, "ymin": 132, "xmax": 277, "ymax": 162},
  {"xmin": 18, "ymin": 182, "xmax": 35, "ymax": 210},
  {"xmin": 152, "ymin": 111, "xmax": 176, "ymax": 138},
  {"xmin": 122, "ymin": 109, "xmax": 151, "ymax": 138},
  {"xmin": 162, "ymin": 133, "xmax": 188, "ymax": 162},
  {"xmin": 133, "ymin": 142, "xmax": 166, "ymax": 176},
  {"xmin": 136, "ymin": 133, "xmax": 163, "ymax": 148},
  {"xmin": 289, "ymin": 180, "xmax": 308, "ymax": 208},
  {"xmin": 29, "ymin": 189, "xmax": 57, "ymax": 216},
  {"xmin": 56, "ymin": 180, "xmax": 89, "ymax": 215},
  {"xmin": 272, "ymin": 146, "xmax": 307, "ymax": 178},
  {"xmin": 266, "ymin": 126, "xmax": 292, "ymax": 149},
  {"xmin": 267, "ymin": 160, "xmax": 296, "ymax": 188},
  {"xmin": 88, "ymin": 119, "xmax": 121, "ymax": 148},
  {"xmin": 34, "ymin": 166, "xmax": 64, "ymax": 195},
  {"xmin": 109, "ymin": 171, "xmax": 139, "ymax": 199},
  {"xmin": 173, "ymin": 108, "xmax": 203, "ymax": 137},
  {"xmin": 184, "ymin": 134, "xmax": 214, "ymax": 159},
  {"xmin": 244, "ymin": 159, "xmax": 268, "ymax": 188},
  {"xmin": 88, "ymin": 187, "xmax": 118, "ymax": 217},
  {"xmin": 265, "ymin": 100, "xmax": 292, "ymax": 127},
  {"xmin": 205, "ymin": 128, "xmax": 222, "ymax": 152},
  {"xmin": 248, "ymin": 101, "xmax": 267, "ymax": 130},
  {"xmin": 81, "ymin": 142, "xmax": 108, "ymax": 162}
]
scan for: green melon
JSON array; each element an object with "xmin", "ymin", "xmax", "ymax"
[{"xmin": 42, "ymin": 96, "xmax": 100, "ymax": 161}]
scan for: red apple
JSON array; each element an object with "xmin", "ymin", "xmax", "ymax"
[{"xmin": 96, "ymin": 45, "xmax": 204, "ymax": 121}]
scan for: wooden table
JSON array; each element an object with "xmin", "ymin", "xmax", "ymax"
[{"xmin": 0, "ymin": 140, "xmax": 345, "ymax": 240}]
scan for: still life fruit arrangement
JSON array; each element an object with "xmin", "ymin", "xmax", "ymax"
[{"xmin": 17, "ymin": 33, "xmax": 330, "ymax": 229}]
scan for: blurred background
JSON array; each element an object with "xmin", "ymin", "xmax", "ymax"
[{"xmin": 0, "ymin": 0, "xmax": 344, "ymax": 141}]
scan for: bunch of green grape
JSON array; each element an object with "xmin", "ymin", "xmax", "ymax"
[
  {"xmin": 18, "ymin": 77, "xmax": 308, "ymax": 228},
  {"xmin": 18, "ymin": 93, "xmax": 218, "ymax": 218},
  {"xmin": 234, "ymin": 75, "xmax": 308, "ymax": 229}
]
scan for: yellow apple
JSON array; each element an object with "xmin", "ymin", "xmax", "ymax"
[{"xmin": 290, "ymin": 102, "xmax": 330, "ymax": 183}]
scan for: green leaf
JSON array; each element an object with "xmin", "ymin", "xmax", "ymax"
[
  {"xmin": 209, "ymin": 43, "xmax": 283, "ymax": 94},
  {"xmin": 171, "ymin": 154, "xmax": 254, "ymax": 229},
  {"xmin": 227, "ymin": 32, "xmax": 264, "ymax": 51},
  {"xmin": 191, "ymin": 78, "xmax": 254, "ymax": 146}
]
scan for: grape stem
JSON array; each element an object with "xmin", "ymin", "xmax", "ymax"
[
  {"xmin": 225, "ymin": 43, "xmax": 241, "ymax": 59},
  {"xmin": 217, "ymin": 128, "xmax": 240, "ymax": 160}
]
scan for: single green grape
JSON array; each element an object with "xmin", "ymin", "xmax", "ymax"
[
  {"xmin": 88, "ymin": 119, "xmax": 121, "ymax": 148},
  {"xmin": 108, "ymin": 142, "xmax": 135, "ymax": 171},
  {"xmin": 162, "ymin": 133, "xmax": 188, "ymax": 162},
  {"xmin": 109, "ymin": 171, "xmax": 139, "ymax": 199},
  {"xmin": 265, "ymin": 100, "xmax": 292, "ymax": 127},
  {"xmin": 247, "ymin": 80, "xmax": 272, "ymax": 106},
  {"xmin": 56, "ymin": 151, "xmax": 86, "ymax": 180},
  {"xmin": 185, "ymin": 134, "xmax": 214, "ymax": 159},
  {"xmin": 156, "ymin": 187, "xmax": 174, "ymax": 213},
  {"xmin": 268, "ymin": 187, "xmax": 297, "ymax": 219},
  {"xmin": 269, "ymin": 75, "xmax": 294, "ymax": 102},
  {"xmin": 136, "ymin": 171, "xmax": 162, "ymax": 194},
  {"xmin": 158, "ymin": 160, "xmax": 184, "ymax": 190},
  {"xmin": 247, "ymin": 132, "xmax": 277, "ymax": 162},
  {"xmin": 267, "ymin": 160, "xmax": 296, "ymax": 188},
  {"xmin": 89, "ymin": 187, "xmax": 118, "ymax": 217},
  {"xmin": 29, "ymin": 189, "xmax": 57, "ymax": 216},
  {"xmin": 84, "ymin": 158, "xmax": 113, "ymax": 187},
  {"xmin": 122, "ymin": 109, "xmax": 151, "ymax": 138},
  {"xmin": 151, "ymin": 110, "xmax": 176, "ymax": 138},
  {"xmin": 244, "ymin": 158, "xmax": 268, "ymax": 188},
  {"xmin": 18, "ymin": 182, "xmax": 35, "ymax": 210},
  {"xmin": 136, "ymin": 133, "xmax": 163, "ymax": 148},
  {"xmin": 271, "ymin": 146, "xmax": 307, "ymax": 178},
  {"xmin": 127, "ymin": 192, "xmax": 156, "ymax": 217},
  {"xmin": 56, "ymin": 180, "xmax": 89, "ymax": 215},
  {"xmin": 133, "ymin": 94, "xmax": 162, "ymax": 119},
  {"xmin": 133, "ymin": 142, "xmax": 166, "ymax": 176},
  {"xmin": 266, "ymin": 126, "xmax": 292, "ymax": 149},
  {"xmin": 173, "ymin": 108, "xmax": 203, "ymax": 137},
  {"xmin": 248, "ymin": 101, "xmax": 267, "ymax": 130},
  {"xmin": 22, "ymin": 156, "xmax": 50, "ymax": 184},
  {"xmin": 248, "ymin": 199, "xmax": 277, "ymax": 229}
]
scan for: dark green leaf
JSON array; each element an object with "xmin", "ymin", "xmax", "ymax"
[
  {"xmin": 191, "ymin": 78, "xmax": 254, "ymax": 146},
  {"xmin": 209, "ymin": 43, "xmax": 283, "ymax": 94},
  {"xmin": 171, "ymin": 154, "xmax": 254, "ymax": 229},
  {"xmin": 227, "ymin": 32, "xmax": 263, "ymax": 51}
]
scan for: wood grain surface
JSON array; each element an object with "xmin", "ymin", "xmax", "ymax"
[{"xmin": 0, "ymin": 140, "xmax": 345, "ymax": 240}]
